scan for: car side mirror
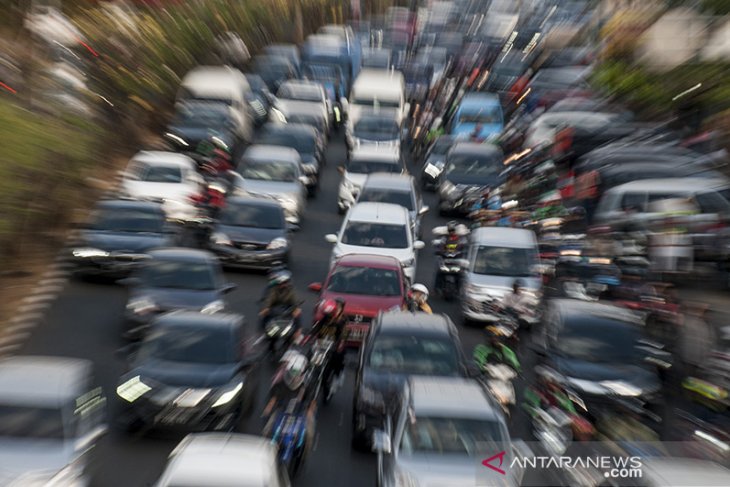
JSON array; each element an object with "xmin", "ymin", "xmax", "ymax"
[
  {"xmin": 372, "ymin": 429, "xmax": 391, "ymax": 454},
  {"xmin": 325, "ymin": 234, "xmax": 338, "ymax": 244},
  {"xmin": 308, "ymin": 282, "xmax": 323, "ymax": 293},
  {"xmin": 413, "ymin": 240, "xmax": 425, "ymax": 250},
  {"xmin": 418, "ymin": 205, "xmax": 430, "ymax": 216},
  {"xmin": 117, "ymin": 277, "xmax": 140, "ymax": 287},
  {"xmin": 221, "ymin": 283, "xmax": 237, "ymax": 294}
]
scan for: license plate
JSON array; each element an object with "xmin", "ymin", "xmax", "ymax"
[{"xmin": 347, "ymin": 324, "xmax": 368, "ymax": 341}]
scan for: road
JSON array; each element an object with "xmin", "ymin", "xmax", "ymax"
[{"xmin": 18, "ymin": 131, "xmax": 502, "ymax": 486}]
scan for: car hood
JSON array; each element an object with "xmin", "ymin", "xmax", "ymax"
[
  {"xmin": 323, "ymin": 291, "xmax": 403, "ymax": 316},
  {"xmin": 122, "ymin": 181, "xmax": 193, "ymax": 202},
  {"xmin": 133, "ymin": 360, "xmax": 237, "ymax": 388},
  {"xmin": 557, "ymin": 358, "xmax": 660, "ymax": 392},
  {"xmin": 334, "ymin": 244, "xmax": 414, "ymax": 265},
  {"xmin": 216, "ymin": 224, "xmax": 285, "ymax": 245},
  {"xmin": 397, "ymin": 454, "xmax": 516, "ymax": 487},
  {"xmin": 466, "ymin": 274, "xmax": 541, "ymax": 297},
  {"xmin": 241, "ymin": 180, "xmax": 301, "ymax": 200},
  {"xmin": 452, "ymin": 122, "xmax": 503, "ymax": 140},
  {"xmin": 0, "ymin": 439, "xmax": 74, "ymax": 483},
  {"xmin": 135, "ymin": 288, "xmax": 219, "ymax": 310},
  {"xmin": 80, "ymin": 230, "xmax": 168, "ymax": 253}
]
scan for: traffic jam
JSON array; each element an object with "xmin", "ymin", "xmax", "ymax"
[{"xmin": 2, "ymin": 1, "xmax": 730, "ymax": 486}]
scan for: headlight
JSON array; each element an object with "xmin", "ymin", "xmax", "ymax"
[
  {"xmin": 211, "ymin": 232, "xmax": 232, "ymax": 246},
  {"xmin": 127, "ymin": 297, "xmax": 157, "ymax": 315},
  {"xmin": 201, "ymin": 300, "xmax": 225, "ymax": 314},
  {"xmin": 117, "ymin": 375, "xmax": 152, "ymax": 403},
  {"xmin": 267, "ymin": 237, "xmax": 288, "ymax": 250},
  {"xmin": 164, "ymin": 132, "xmax": 189, "ymax": 147},
  {"xmin": 212, "ymin": 381, "xmax": 243, "ymax": 408},
  {"xmin": 72, "ymin": 247, "xmax": 109, "ymax": 258}
]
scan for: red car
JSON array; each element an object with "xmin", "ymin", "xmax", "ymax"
[{"xmin": 308, "ymin": 254, "xmax": 409, "ymax": 347}]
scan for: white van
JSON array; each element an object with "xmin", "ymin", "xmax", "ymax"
[
  {"xmin": 346, "ymin": 69, "xmax": 407, "ymax": 132},
  {"xmin": 177, "ymin": 66, "xmax": 254, "ymax": 144}
]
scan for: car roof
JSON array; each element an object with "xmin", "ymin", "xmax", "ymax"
[
  {"xmin": 243, "ymin": 144, "xmax": 301, "ymax": 163},
  {"xmin": 471, "ymin": 227, "xmax": 537, "ymax": 248},
  {"xmin": 164, "ymin": 433, "xmax": 276, "ymax": 485},
  {"xmin": 180, "ymin": 66, "xmax": 248, "ymax": 95},
  {"xmin": 350, "ymin": 145, "xmax": 401, "ymax": 161},
  {"xmin": 362, "ymin": 173, "xmax": 413, "ymax": 191},
  {"xmin": 96, "ymin": 200, "xmax": 164, "ymax": 212},
  {"xmin": 147, "ymin": 247, "xmax": 218, "ymax": 263},
  {"xmin": 377, "ymin": 311, "xmax": 454, "ymax": 335},
  {"xmin": 131, "ymin": 151, "xmax": 195, "ymax": 167},
  {"xmin": 335, "ymin": 253, "xmax": 402, "ymax": 268},
  {"xmin": 549, "ymin": 298, "xmax": 645, "ymax": 325},
  {"xmin": 449, "ymin": 142, "xmax": 502, "ymax": 156},
  {"xmin": 348, "ymin": 202, "xmax": 409, "ymax": 224},
  {"xmin": 409, "ymin": 377, "xmax": 501, "ymax": 419},
  {"xmin": 154, "ymin": 311, "xmax": 243, "ymax": 331},
  {"xmin": 0, "ymin": 356, "xmax": 92, "ymax": 406},
  {"xmin": 606, "ymin": 178, "xmax": 728, "ymax": 194}
]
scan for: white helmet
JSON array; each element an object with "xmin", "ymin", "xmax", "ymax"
[{"xmin": 412, "ymin": 283, "xmax": 429, "ymax": 300}]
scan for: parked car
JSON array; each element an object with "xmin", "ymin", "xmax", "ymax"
[
  {"xmin": 357, "ymin": 173, "xmax": 428, "ymax": 238},
  {"xmin": 326, "ymin": 202, "xmax": 425, "ymax": 282},
  {"xmin": 116, "ymin": 312, "xmax": 258, "ymax": 433},
  {"xmin": 155, "ymin": 433, "xmax": 291, "ymax": 487},
  {"xmin": 165, "ymin": 100, "xmax": 243, "ymax": 155},
  {"xmin": 461, "ymin": 227, "xmax": 542, "ymax": 324},
  {"xmin": 238, "ymin": 145, "xmax": 308, "ymax": 225},
  {"xmin": 120, "ymin": 151, "xmax": 204, "ymax": 222},
  {"xmin": 122, "ymin": 248, "xmax": 236, "ymax": 340},
  {"xmin": 307, "ymin": 253, "xmax": 409, "ymax": 347},
  {"xmin": 257, "ymin": 123, "xmax": 324, "ymax": 196},
  {"xmin": 209, "ymin": 197, "xmax": 291, "ymax": 269},
  {"xmin": 373, "ymin": 376, "xmax": 527, "ymax": 487},
  {"xmin": 438, "ymin": 142, "xmax": 505, "ymax": 215},
  {"xmin": 0, "ymin": 356, "xmax": 106, "ymax": 485},
  {"xmin": 271, "ymin": 80, "xmax": 330, "ymax": 134},
  {"xmin": 338, "ymin": 145, "xmax": 403, "ymax": 214},
  {"xmin": 70, "ymin": 200, "xmax": 174, "ymax": 278},
  {"xmin": 352, "ymin": 312, "xmax": 470, "ymax": 448}
]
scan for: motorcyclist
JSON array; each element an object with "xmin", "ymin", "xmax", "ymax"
[
  {"xmin": 501, "ymin": 279, "xmax": 530, "ymax": 318},
  {"xmin": 473, "ymin": 332, "xmax": 520, "ymax": 373},
  {"xmin": 260, "ymin": 270, "xmax": 303, "ymax": 343},
  {"xmin": 309, "ymin": 298, "xmax": 347, "ymax": 390},
  {"xmin": 409, "ymin": 283, "xmax": 433, "ymax": 314},
  {"xmin": 434, "ymin": 221, "xmax": 468, "ymax": 294},
  {"xmin": 262, "ymin": 351, "xmax": 317, "ymax": 449}
]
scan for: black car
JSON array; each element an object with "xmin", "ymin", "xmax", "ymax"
[
  {"xmin": 122, "ymin": 248, "xmax": 236, "ymax": 340},
  {"xmin": 252, "ymin": 54, "xmax": 297, "ymax": 92},
  {"xmin": 437, "ymin": 142, "xmax": 505, "ymax": 215},
  {"xmin": 420, "ymin": 135, "xmax": 455, "ymax": 191},
  {"xmin": 115, "ymin": 312, "xmax": 258, "ymax": 433},
  {"xmin": 352, "ymin": 311, "xmax": 470, "ymax": 449},
  {"xmin": 258, "ymin": 123, "xmax": 323, "ymax": 195},
  {"xmin": 70, "ymin": 200, "xmax": 174, "ymax": 278},
  {"xmin": 533, "ymin": 299, "xmax": 671, "ymax": 424},
  {"xmin": 484, "ymin": 51, "xmax": 529, "ymax": 98},
  {"xmin": 209, "ymin": 197, "xmax": 291, "ymax": 269},
  {"xmin": 244, "ymin": 74, "xmax": 275, "ymax": 127},
  {"xmin": 165, "ymin": 100, "xmax": 238, "ymax": 154}
]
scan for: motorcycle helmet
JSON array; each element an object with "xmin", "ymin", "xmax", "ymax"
[
  {"xmin": 412, "ymin": 283, "xmax": 429, "ymax": 301},
  {"xmin": 270, "ymin": 269, "xmax": 292, "ymax": 287},
  {"xmin": 320, "ymin": 299, "xmax": 338, "ymax": 317},
  {"xmin": 283, "ymin": 352, "xmax": 308, "ymax": 391}
]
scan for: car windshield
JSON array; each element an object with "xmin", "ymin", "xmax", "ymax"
[
  {"xmin": 555, "ymin": 319, "xmax": 641, "ymax": 363},
  {"xmin": 90, "ymin": 209, "xmax": 164, "ymax": 233},
  {"xmin": 342, "ymin": 222, "xmax": 409, "ymax": 248},
  {"xmin": 219, "ymin": 203, "xmax": 284, "ymax": 229},
  {"xmin": 354, "ymin": 118, "xmax": 400, "ymax": 141},
  {"xmin": 473, "ymin": 246, "xmax": 536, "ymax": 276},
  {"xmin": 139, "ymin": 165, "xmax": 183, "ymax": 183},
  {"xmin": 458, "ymin": 106, "xmax": 502, "ymax": 124},
  {"xmin": 347, "ymin": 159, "xmax": 400, "ymax": 174},
  {"xmin": 259, "ymin": 130, "xmax": 316, "ymax": 154},
  {"xmin": 277, "ymin": 85, "xmax": 322, "ymax": 102},
  {"xmin": 327, "ymin": 266, "xmax": 401, "ymax": 296},
  {"xmin": 401, "ymin": 416, "xmax": 505, "ymax": 455},
  {"xmin": 352, "ymin": 96, "xmax": 401, "ymax": 109},
  {"xmin": 358, "ymin": 188, "xmax": 413, "ymax": 210},
  {"xmin": 446, "ymin": 153, "xmax": 501, "ymax": 176},
  {"xmin": 141, "ymin": 326, "xmax": 235, "ymax": 365},
  {"xmin": 241, "ymin": 161, "xmax": 297, "ymax": 182},
  {"xmin": 0, "ymin": 405, "xmax": 65, "ymax": 439},
  {"xmin": 368, "ymin": 335, "xmax": 460, "ymax": 375},
  {"xmin": 140, "ymin": 261, "xmax": 217, "ymax": 290},
  {"xmin": 173, "ymin": 104, "xmax": 229, "ymax": 128}
]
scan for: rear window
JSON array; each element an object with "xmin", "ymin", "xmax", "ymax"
[{"xmin": 368, "ymin": 334, "xmax": 460, "ymax": 375}]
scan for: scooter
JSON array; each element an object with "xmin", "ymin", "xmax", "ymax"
[
  {"xmin": 263, "ymin": 304, "xmax": 300, "ymax": 361},
  {"xmin": 309, "ymin": 336, "xmax": 338, "ymax": 404}
]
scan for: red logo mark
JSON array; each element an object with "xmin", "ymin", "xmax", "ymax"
[{"xmin": 482, "ymin": 451, "xmax": 507, "ymax": 475}]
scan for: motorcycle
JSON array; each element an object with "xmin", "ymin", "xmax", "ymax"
[
  {"xmin": 473, "ymin": 324, "xmax": 521, "ymax": 416},
  {"xmin": 431, "ymin": 224, "xmax": 470, "ymax": 301},
  {"xmin": 262, "ymin": 304, "xmax": 301, "ymax": 361},
  {"xmin": 270, "ymin": 410, "xmax": 309, "ymax": 477},
  {"xmin": 309, "ymin": 336, "xmax": 338, "ymax": 404}
]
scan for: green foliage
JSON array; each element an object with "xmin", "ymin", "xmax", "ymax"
[{"xmin": 701, "ymin": 0, "xmax": 730, "ymax": 16}]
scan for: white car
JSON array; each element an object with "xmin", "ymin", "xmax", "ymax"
[
  {"xmin": 155, "ymin": 433, "xmax": 290, "ymax": 487},
  {"xmin": 338, "ymin": 145, "xmax": 403, "ymax": 214},
  {"xmin": 326, "ymin": 202, "xmax": 424, "ymax": 282},
  {"xmin": 0, "ymin": 356, "xmax": 107, "ymax": 486},
  {"xmin": 271, "ymin": 80, "xmax": 330, "ymax": 133},
  {"xmin": 121, "ymin": 151, "xmax": 204, "ymax": 221}
]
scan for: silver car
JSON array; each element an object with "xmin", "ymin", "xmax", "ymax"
[
  {"xmin": 0, "ymin": 356, "xmax": 107, "ymax": 486},
  {"xmin": 238, "ymin": 145, "xmax": 308, "ymax": 225},
  {"xmin": 357, "ymin": 173, "xmax": 429, "ymax": 239},
  {"xmin": 373, "ymin": 376, "xmax": 528, "ymax": 487}
]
